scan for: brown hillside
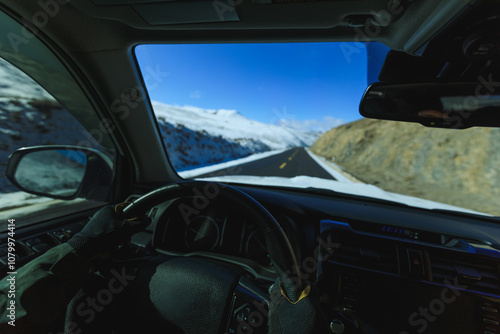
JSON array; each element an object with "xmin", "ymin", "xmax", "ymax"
[{"xmin": 310, "ymin": 118, "xmax": 500, "ymax": 216}]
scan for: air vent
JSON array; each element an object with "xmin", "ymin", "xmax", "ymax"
[
  {"xmin": 430, "ymin": 253, "xmax": 500, "ymax": 297},
  {"xmin": 330, "ymin": 234, "xmax": 400, "ymax": 275}
]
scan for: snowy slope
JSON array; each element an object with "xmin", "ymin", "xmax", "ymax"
[
  {"xmin": 0, "ymin": 58, "xmax": 54, "ymax": 100},
  {"xmin": 153, "ymin": 102, "xmax": 321, "ymax": 170}
]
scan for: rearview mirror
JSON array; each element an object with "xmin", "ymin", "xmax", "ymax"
[
  {"xmin": 359, "ymin": 82, "xmax": 500, "ymax": 129},
  {"xmin": 6, "ymin": 146, "xmax": 113, "ymax": 201}
]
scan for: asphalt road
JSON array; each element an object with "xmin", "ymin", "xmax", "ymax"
[{"xmin": 196, "ymin": 147, "xmax": 336, "ymax": 180}]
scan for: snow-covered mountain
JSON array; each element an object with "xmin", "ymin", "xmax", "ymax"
[
  {"xmin": 0, "ymin": 57, "xmax": 321, "ymax": 195},
  {"xmin": 152, "ymin": 102, "xmax": 320, "ymax": 170}
]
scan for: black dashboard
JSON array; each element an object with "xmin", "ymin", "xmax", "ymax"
[
  {"xmin": 317, "ymin": 219, "xmax": 500, "ymax": 334},
  {"xmin": 2, "ymin": 184, "xmax": 500, "ymax": 334},
  {"xmin": 143, "ymin": 184, "xmax": 500, "ymax": 334}
]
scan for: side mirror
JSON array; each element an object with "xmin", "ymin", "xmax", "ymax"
[
  {"xmin": 359, "ymin": 82, "xmax": 500, "ymax": 129},
  {"xmin": 6, "ymin": 146, "xmax": 113, "ymax": 201}
]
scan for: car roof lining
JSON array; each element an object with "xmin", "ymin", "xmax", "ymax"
[{"xmin": 0, "ymin": 0, "xmax": 475, "ymax": 54}]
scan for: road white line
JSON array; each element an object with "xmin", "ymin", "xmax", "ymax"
[
  {"xmin": 179, "ymin": 149, "xmax": 288, "ymax": 178},
  {"xmin": 305, "ymin": 148, "xmax": 355, "ymax": 183}
]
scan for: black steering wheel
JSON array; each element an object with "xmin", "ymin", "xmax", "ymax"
[{"xmin": 66, "ymin": 181, "xmax": 324, "ymax": 334}]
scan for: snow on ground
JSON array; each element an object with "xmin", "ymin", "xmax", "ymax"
[
  {"xmin": 159, "ymin": 121, "xmax": 267, "ymax": 171},
  {"xmin": 180, "ymin": 147, "xmax": 358, "ymax": 183},
  {"xmin": 179, "ymin": 149, "xmax": 287, "ymax": 178},
  {"xmin": 0, "ymin": 191, "xmax": 54, "ymax": 211},
  {"xmin": 195, "ymin": 175, "xmax": 490, "ymax": 216},
  {"xmin": 0, "ymin": 192, "xmax": 88, "ymax": 230},
  {"xmin": 0, "ymin": 58, "xmax": 54, "ymax": 100}
]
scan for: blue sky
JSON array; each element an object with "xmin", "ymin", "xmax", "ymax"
[{"xmin": 135, "ymin": 42, "xmax": 370, "ymax": 132}]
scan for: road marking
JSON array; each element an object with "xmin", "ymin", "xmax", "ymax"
[
  {"xmin": 288, "ymin": 157, "xmax": 292, "ymax": 161},
  {"xmin": 280, "ymin": 162, "xmax": 287, "ymax": 169}
]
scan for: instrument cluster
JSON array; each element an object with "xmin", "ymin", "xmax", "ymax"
[{"xmin": 152, "ymin": 198, "xmax": 274, "ymax": 267}]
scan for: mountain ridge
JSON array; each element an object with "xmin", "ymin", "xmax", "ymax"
[{"xmin": 152, "ymin": 101, "xmax": 321, "ymax": 170}]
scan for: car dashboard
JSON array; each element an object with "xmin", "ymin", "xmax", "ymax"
[
  {"xmin": 144, "ymin": 184, "xmax": 500, "ymax": 334},
  {"xmin": 2, "ymin": 184, "xmax": 500, "ymax": 334},
  {"xmin": 317, "ymin": 220, "xmax": 500, "ymax": 334}
]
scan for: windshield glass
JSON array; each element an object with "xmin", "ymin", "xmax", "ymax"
[{"xmin": 135, "ymin": 43, "xmax": 499, "ymax": 217}]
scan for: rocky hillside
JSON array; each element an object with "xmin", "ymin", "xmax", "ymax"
[{"xmin": 310, "ymin": 118, "xmax": 500, "ymax": 216}]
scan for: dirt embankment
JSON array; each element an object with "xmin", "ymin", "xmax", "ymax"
[{"xmin": 310, "ymin": 118, "xmax": 500, "ymax": 216}]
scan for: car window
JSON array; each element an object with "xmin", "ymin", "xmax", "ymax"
[
  {"xmin": 135, "ymin": 42, "xmax": 499, "ymax": 217},
  {"xmin": 135, "ymin": 42, "xmax": 369, "ymax": 171},
  {"xmin": 0, "ymin": 57, "xmax": 114, "ymax": 230}
]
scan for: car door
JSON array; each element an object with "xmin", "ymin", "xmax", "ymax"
[{"xmin": 0, "ymin": 10, "xmax": 119, "ymax": 277}]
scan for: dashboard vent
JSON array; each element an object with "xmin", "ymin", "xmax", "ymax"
[
  {"xmin": 429, "ymin": 253, "xmax": 500, "ymax": 297},
  {"xmin": 331, "ymin": 234, "xmax": 399, "ymax": 275}
]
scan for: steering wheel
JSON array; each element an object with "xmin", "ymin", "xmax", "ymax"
[{"xmin": 66, "ymin": 181, "xmax": 326, "ymax": 334}]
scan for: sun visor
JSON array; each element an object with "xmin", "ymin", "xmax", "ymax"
[{"xmin": 131, "ymin": 0, "xmax": 240, "ymax": 25}]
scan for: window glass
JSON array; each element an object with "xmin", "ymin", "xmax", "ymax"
[
  {"xmin": 136, "ymin": 42, "xmax": 498, "ymax": 217},
  {"xmin": 0, "ymin": 57, "xmax": 114, "ymax": 228}
]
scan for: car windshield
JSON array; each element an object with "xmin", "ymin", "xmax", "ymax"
[{"xmin": 135, "ymin": 42, "xmax": 500, "ymax": 217}]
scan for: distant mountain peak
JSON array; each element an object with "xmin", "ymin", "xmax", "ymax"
[{"xmin": 151, "ymin": 101, "xmax": 321, "ymax": 171}]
